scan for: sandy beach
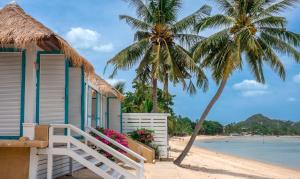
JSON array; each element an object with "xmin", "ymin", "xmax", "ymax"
[
  {"xmin": 59, "ymin": 135, "xmax": 300, "ymax": 179},
  {"xmin": 143, "ymin": 136, "xmax": 300, "ymax": 179}
]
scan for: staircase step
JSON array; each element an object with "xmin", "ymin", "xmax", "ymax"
[
  {"xmin": 110, "ymin": 169, "xmax": 123, "ymax": 179},
  {"xmin": 87, "ymin": 157, "xmax": 101, "ymax": 165},
  {"xmin": 71, "ymin": 146, "xmax": 80, "ymax": 151},
  {"xmin": 99, "ymin": 163, "xmax": 111, "ymax": 173},
  {"xmin": 75, "ymin": 150, "xmax": 90, "ymax": 158}
]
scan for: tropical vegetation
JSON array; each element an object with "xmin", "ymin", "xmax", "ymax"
[
  {"xmin": 225, "ymin": 114, "xmax": 300, "ymax": 135},
  {"xmin": 168, "ymin": 115, "xmax": 195, "ymax": 136},
  {"xmin": 105, "ymin": 0, "xmax": 210, "ymax": 112},
  {"xmin": 128, "ymin": 128, "xmax": 160, "ymax": 158},
  {"xmin": 122, "ymin": 81, "xmax": 175, "ymax": 114},
  {"xmin": 175, "ymin": 0, "xmax": 300, "ymax": 165},
  {"xmin": 200, "ymin": 120, "xmax": 224, "ymax": 135},
  {"xmin": 129, "ymin": 128, "xmax": 155, "ymax": 145}
]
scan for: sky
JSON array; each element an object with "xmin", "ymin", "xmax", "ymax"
[{"xmin": 1, "ymin": 0, "xmax": 300, "ymax": 124}]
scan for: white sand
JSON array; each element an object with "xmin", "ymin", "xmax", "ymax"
[
  {"xmin": 59, "ymin": 136, "xmax": 300, "ymax": 179},
  {"xmin": 144, "ymin": 136, "xmax": 300, "ymax": 179}
]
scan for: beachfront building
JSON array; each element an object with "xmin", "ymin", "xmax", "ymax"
[
  {"xmin": 0, "ymin": 2, "xmax": 147, "ymax": 179},
  {"xmin": 0, "ymin": 2, "xmax": 169, "ymax": 179}
]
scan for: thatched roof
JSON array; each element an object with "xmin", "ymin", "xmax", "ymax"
[
  {"xmin": 0, "ymin": 2, "xmax": 124, "ymax": 100},
  {"xmin": 89, "ymin": 74, "xmax": 124, "ymax": 101},
  {"xmin": 0, "ymin": 2, "xmax": 94, "ymax": 73}
]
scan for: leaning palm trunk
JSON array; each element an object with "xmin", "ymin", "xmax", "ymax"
[
  {"xmin": 174, "ymin": 77, "xmax": 228, "ymax": 165},
  {"xmin": 151, "ymin": 78, "xmax": 158, "ymax": 113},
  {"xmin": 163, "ymin": 73, "xmax": 169, "ymax": 99}
]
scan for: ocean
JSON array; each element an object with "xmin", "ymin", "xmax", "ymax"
[{"xmin": 194, "ymin": 136, "xmax": 300, "ymax": 169}]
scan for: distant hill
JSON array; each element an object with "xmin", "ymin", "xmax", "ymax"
[{"xmin": 225, "ymin": 114, "xmax": 300, "ymax": 135}]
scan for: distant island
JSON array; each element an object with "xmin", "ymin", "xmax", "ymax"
[{"xmin": 225, "ymin": 114, "xmax": 300, "ymax": 136}]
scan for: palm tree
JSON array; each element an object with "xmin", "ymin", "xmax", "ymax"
[
  {"xmin": 113, "ymin": 81, "xmax": 126, "ymax": 94},
  {"xmin": 105, "ymin": 0, "xmax": 210, "ymax": 112},
  {"xmin": 174, "ymin": 0, "xmax": 300, "ymax": 165}
]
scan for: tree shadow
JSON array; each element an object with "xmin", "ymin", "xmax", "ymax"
[
  {"xmin": 169, "ymin": 148, "xmax": 183, "ymax": 153},
  {"xmin": 180, "ymin": 164, "xmax": 271, "ymax": 179}
]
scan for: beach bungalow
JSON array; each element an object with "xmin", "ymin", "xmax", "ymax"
[{"xmin": 0, "ymin": 2, "xmax": 169, "ymax": 179}]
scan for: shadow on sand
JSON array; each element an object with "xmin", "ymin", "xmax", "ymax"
[{"xmin": 179, "ymin": 164, "xmax": 271, "ymax": 179}]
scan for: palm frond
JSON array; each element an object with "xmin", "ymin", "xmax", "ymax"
[
  {"xmin": 213, "ymin": 0, "xmax": 237, "ymax": 15},
  {"xmin": 166, "ymin": 0, "xmax": 182, "ymax": 15},
  {"xmin": 254, "ymin": 16, "xmax": 287, "ymax": 28},
  {"xmin": 260, "ymin": 32, "xmax": 300, "ymax": 62},
  {"xmin": 259, "ymin": 27, "xmax": 300, "ymax": 46},
  {"xmin": 134, "ymin": 31, "xmax": 151, "ymax": 41},
  {"xmin": 195, "ymin": 14, "xmax": 234, "ymax": 32},
  {"xmin": 136, "ymin": 47, "xmax": 154, "ymax": 75},
  {"xmin": 256, "ymin": 37, "xmax": 286, "ymax": 80},
  {"xmin": 119, "ymin": 15, "xmax": 151, "ymax": 30},
  {"xmin": 262, "ymin": 0, "xmax": 300, "ymax": 15},
  {"xmin": 171, "ymin": 4, "xmax": 212, "ymax": 33},
  {"xmin": 245, "ymin": 51, "xmax": 265, "ymax": 83},
  {"xmin": 174, "ymin": 33, "xmax": 204, "ymax": 48},
  {"xmin": 193, "ymin": 28, "xmax": 230, "ymax": 61},
  {"xmin": 162, "ymin": 40, "xmax": 186, "ymax": 81},
  {"xmin": 105, "ymin": 38, "xmax": 150, "ymax": 78},
  {"xmin": 186, "ymin": 80, "xmax": 197, "ymax": 95},
  {"xmin": 124, "ymin": 0, "xmax": 153, "ymax": 22},
  {"xmin": 174, "ymin": 45, "xmax": 196, "ymax": 71},
  {"xmin": 159, "ymin": 0, "xmax": 182, "ymax": 23}
]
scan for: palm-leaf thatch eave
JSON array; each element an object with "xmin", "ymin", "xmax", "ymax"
[
  {"xmin": 0, "ymin": 3, "xmax": 94, "ymax": 74},
  {"xmin": 89, "ymin": 74, "xmax": 125, "ymax": 101}
]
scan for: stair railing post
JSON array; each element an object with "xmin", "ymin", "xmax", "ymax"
[
  {"xmin": 67, "ymin": 126, "xmax": 71, "ymax": 149},
  {"xmin": 67, "ymin": 125, "xmax": 73, "ymax": 176},
  {"xmin": 47, "ymin": 126, "xmax": 54, "ymax": 179},
  {"xmin": 139, "ymin": 160, "xmax": 144, "ymax": 179}
]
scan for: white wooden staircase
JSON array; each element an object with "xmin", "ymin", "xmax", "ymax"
[{"xmin": 39, "ymin": 124, "xmax": 145, "ymax": 179}]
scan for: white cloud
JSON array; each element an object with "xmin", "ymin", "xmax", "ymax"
[
  {"xmin": 92, "ymin": 43, "xmax": 113, "ymax": 52},
  {"xmin": 105, "ymin": 79, "xmax": 126, "ymax": 86},
  {"xmin": 287, "ymin": 97, "xmax": 296, "ymax": 102},
  {"xmin": 233, "ymin": 80, "xmax": 268, "ymax": 90},
  {"xmin": 233, "ymin": 80, "xmax": 268, "ymax": 97},
  {"xmin": 293, "ymin": 73, "xmax": 300, "ymax": 83},
  {"xmin": 65, "ymin": 27, "xmax": 113, "ymax": 52}
]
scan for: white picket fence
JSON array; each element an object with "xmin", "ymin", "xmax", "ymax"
[{"xmin": 122, "ymin": 113, "xmax": 169, "ymax": 157}]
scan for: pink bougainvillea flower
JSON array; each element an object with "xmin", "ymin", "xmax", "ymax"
[{"xmin": 91, "ymin": 128, "xmax": 129, "ymax": 161}]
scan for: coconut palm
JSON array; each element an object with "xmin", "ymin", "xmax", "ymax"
[
  {"xmin": 174, "ymin": 0, "xmax": 300, "ymax": 165},
  {"xmin": 105, "ymin": 0, "xmax": 210, "ymax": 112},
  {"xmin": 113, "ymin": 81, "xmax": 126, "ymax": 94}
]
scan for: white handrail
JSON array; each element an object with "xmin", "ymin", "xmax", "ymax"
[
  {"xmin": 87, "ymin": 126, "xmax": 146, "ymax": 162},
  {"xmin": 49, "ymin": 124, "xmax": 144, "ymax": 174}
]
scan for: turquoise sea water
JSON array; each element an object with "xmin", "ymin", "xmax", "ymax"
[{"xmin": 194, "ymin": 136, "xmax": 300, "ymax": 169}]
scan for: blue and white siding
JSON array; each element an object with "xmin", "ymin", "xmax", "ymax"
[
  {"xmin": 68, "ymin": 67, "xmax": 82, "ymax": 129},
  {"xmin": 37, "ymin": 53, "xmax": 66, "ymax": 125},
  {"xmin": 85, "ymin": 83, "xmax": 102, "ymax": 129},
  {"xmin": 0, "ymin": 49, "xmax": 25, "ymax": 139},
  {"xmin": 34, "ymin": 51, "xmax": 84, "ymax": 179},
  {"xmin": 0, "ymin": 44, "xmax": 123, "ymax": 178},
  {"xmin": 107, "ymin": 97, "xmax": 122, "ymax": 133}
]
